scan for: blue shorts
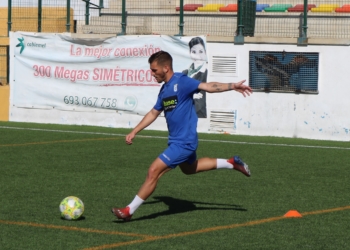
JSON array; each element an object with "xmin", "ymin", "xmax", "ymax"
[{"xmin": 158, "ymin": 143, "xmax": 197, "ymax": 168}]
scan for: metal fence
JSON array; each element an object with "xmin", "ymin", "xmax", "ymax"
[
  {"xmin": 0, "ymin": 0, "xmax": 348, "ymax": 88},
  {"xmin": 85, "ymin": 0, "xmax": 350, "ymax": 41},
  {"xmin": 0, "ymin": 46, "xmax": 8, "ymax": 86},
  {"xmin": 0, "ymin": 0, "xmax": 349, "ymax": 40},
  {"xmin": 0, "ymin": 0, "xmax": 92, "ymax": 36}
]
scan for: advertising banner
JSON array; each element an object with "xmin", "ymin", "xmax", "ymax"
[{"xmin": 10, "ymin": 32, "xmax": 207, "ymax": 116}]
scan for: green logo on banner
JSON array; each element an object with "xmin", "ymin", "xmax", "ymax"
[{"xmin": 16, "ymin": 37, "xmax": 25, "ymax": 54}]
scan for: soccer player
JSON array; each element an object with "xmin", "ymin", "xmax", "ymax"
[{"xmin": 112, "ymin": 51, "xmax": 252, "ymax": 221}]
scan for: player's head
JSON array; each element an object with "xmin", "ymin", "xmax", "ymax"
[
  {"xmin": 148, "ymin": 51, "xmax": 173, "ymax": 69},
  {"xmin": 148, "ymin": 51, "xmax": 173, "ymax": 83},
  {"xmin": 188, "ymin": 37, "xmax": 206, "ymax": 62}
]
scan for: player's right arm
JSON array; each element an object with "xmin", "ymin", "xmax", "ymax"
[
  {"xmin": 198, "ymin": 80, "xmax": 252, "ymax": 97},
  {"xmin": 125, "ymin": 108, "xmax": 162, "ymax": 145}
]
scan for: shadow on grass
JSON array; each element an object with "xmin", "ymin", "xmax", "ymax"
[
  {"xmin": 60, "ymin": 215, "xmax": 86, "ymax": 221},
  {"xmin": 114, "ymin": 196, "xmax": 246, "ymax": 223}
]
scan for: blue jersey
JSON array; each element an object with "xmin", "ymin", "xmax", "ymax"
[{"xmin": 154, "ymin": 73, "xmax": 201, "ymax": 145}]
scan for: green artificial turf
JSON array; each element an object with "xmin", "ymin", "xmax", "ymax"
[{"xmin": 0, "ymin": 121, "xmax": 349, "ymax": 249}]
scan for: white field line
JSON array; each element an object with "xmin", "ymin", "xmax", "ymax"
[{"xmin": 0, "ymin": 126, "xmax": 349, "ymax": 150}]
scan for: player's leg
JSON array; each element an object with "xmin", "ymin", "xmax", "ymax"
[
  {"xmin": 112, "ymin": 144, "xmax": 190, "ymax": 221},
  {"xmin": 111, "ymin": 157, "xmax": 170, "ymax": 221},
  {"xmin": 179, "ymin": 157, "xmax": 216, "ymax": 174},
  {"xmin": 179, "ymin": 156, "xmax": 250, "ymax": 177},
  {"xmin": 158, "ymin": 166, "xmax": 172, "ymax": 179},
  {"xmin": 137, "ymin": 157, "xmax": 170, "ymax": 200}
]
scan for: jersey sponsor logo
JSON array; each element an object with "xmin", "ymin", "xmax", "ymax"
[{"xmin": 162, "ymin": 95, "xmax": 178, "ymax": 112}]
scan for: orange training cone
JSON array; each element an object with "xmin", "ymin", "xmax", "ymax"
[{"xmin": 284, "ymin": 210, "xmax": 302, "ymax": 218}]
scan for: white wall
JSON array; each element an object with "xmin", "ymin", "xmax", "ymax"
[
  {"xmin": 10, "ymin": 42, "xmax": 350, "ymax": 141},
  {"xmin": 205, "ymin": 43, "xmax": 350, "ymax": 141}
]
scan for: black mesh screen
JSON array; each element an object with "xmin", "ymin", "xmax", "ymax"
[{"xmin": 249, "ymin": 51, "xmax": 319, "ymax": 94}]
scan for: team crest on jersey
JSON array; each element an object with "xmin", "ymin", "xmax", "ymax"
[
  {"xmin": 174, "ymin": 84, "xmax": 178, "ymax": 92},
  {"xmin": 162, "ymin": 95, "xmax": 178, "ymax": 112}
]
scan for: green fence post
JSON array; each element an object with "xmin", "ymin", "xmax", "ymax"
[
  {"xmin": 7, "ymin": 0, "xmax": 12, "ymax": 36},
  {"xmin": 241, "ymin": 0, "xmax": 256, "ymax": 37},
  {"xmin": 38, "ymin": 0, "xmax": 42, "ymax": 32},
  {"xmin": 99, "ymin": 0, "xmax": 104, "ymax": 16},
  {"xmin": 85, "ymin": 0, "xmax": 90, "ymax": 25},
  {"xmin": 175, "ymin": 0, "xmax": 184, "ymax": 36},
  {"xmin": 66, "ymin": 0, "xmax": 71, "ymax": 32},
  {"xmin": 234, "ymin": 0, "xmax": 244, "ymax": 44},
  {"xmin": 7, "ymin": 46, "xmax": 9, "ymax": 83},
  {"xmin": 118, "ymin": 0, "xmax": 126, "ymax": 35},
  {"xmin": 298, "ymin": 0, "xmax": 308, "ymax": 45}
]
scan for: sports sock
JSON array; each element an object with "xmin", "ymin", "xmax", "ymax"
[
  {"xmin": 127, "ymin": 195, "xmax": 144, "ymax": 214},
  {"xmin": 216, "ymin": 158, "xmax": 234, "ymax": 169}
]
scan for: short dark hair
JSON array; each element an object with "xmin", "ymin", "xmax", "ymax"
[
  {"xmin": 148, "ymin": 51, "xmax": 173, "ymax": 69},
  {"xmin": 188, "ymin": 37, "xmax": 206, "ymax": 51}
]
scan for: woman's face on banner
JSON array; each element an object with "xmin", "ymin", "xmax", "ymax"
[{"xmin": 190, "ymin": 44, "xmax": 206, "ymax": 62}]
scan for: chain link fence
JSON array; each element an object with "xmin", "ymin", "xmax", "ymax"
[
  {"xmin": 89, "ymin": 0, "xmax": 350, "ymax": 39},
  {"xmin": 254, "ymin": 0, "xmax": 350, "ymax": 39},
  {"xmin": 0, "ymin": 0, "xmax": 348, "ymax": 86},
  {"xmin": 84, "ymin": 0, "xmax": 239, "ymax": 36},
  {"xmin": 0, "ymin": 46, "xmax": 8, "ymax": 86},
  {"xmin": 0, "ymin": 0, "xmax": 349, "ymax": 39},
  {"xmin": 0, "ymin": 0, "xmax": 94, "ymax": 35}
]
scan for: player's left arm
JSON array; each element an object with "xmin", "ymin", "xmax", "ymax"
[{"xmin": 198, "ymin": 80, "xmax": 252, "ymax": 97}]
